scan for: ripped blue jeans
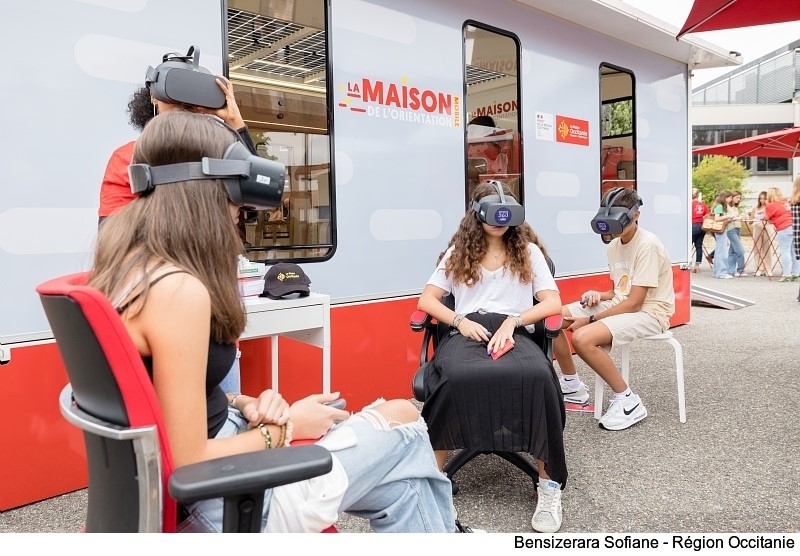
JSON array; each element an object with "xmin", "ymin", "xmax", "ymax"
[{"xmin": 177, "ymin": 402, "xmax": 455, "ymax": 533}]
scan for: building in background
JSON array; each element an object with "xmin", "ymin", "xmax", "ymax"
[{"xmin": 691, "ymin": 39, "xmax": 800, "ymax": 201}]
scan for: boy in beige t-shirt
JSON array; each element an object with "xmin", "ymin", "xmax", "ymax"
[{"xmin": 553, "ymin": 188, "xmax": 675, "ymax": 431}]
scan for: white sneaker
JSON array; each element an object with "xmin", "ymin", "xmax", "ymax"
[
  {"xmin": 560, "ymin": 376, "xmax": 590, "ymax": 404},
  {"xmin": 531, "ymin": 479, "xmax": 563, "ymax": 533},
  {"xmin": 598, "ymin": 393, "xmax": 647, "ymax": 431}
]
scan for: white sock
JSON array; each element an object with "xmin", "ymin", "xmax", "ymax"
[
  {"xmin": 613, "ymin": 387, "xmax": 632, "ymax": 400},
  {"xmin": 539, "ymin": 478, "xmax": 561, "ymax": 490},
  {"xmin": 561, "ymin": 374, "xmax": 581, "ymax": 384}
]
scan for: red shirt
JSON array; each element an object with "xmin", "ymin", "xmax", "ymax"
[
  {"xmin": 764, "ymin": 201, "xmax": 792, "ymax": 231},
  {"xmin": 691, "ymin": 200, "xmax": 709, "ymax": 224},
  {"xmin": 98, "ymin": 141, "xmax": 137, "ymax": 217}
]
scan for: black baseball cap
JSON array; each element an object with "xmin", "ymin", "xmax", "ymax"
[{"xmin": 261, "ymin": 263, "xmax": 311, "ymax": 299}]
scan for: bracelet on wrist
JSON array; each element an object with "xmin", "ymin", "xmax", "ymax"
[
  {"xmin": 229, "ymin": 393, "xmax": 243, "ymax": 408},
  {"xmin": 276, "ymin": 423, "xmax": 287, "ymax": 448},
  {"xmin": 513, "ymin": 315, "xmax": 524, "ymax": 328},
  {"xmin": 452, "ymin": 314, "xmax": 465, "ymax": 328},
  {"xmin": 256, "ymin": 423, "xmax": 272, "ymax": 449},
  {"xmin": 284, "ymin": 421, "xmax": 294, "ymax": 447}
]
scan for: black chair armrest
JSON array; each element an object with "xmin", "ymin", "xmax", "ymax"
[{"xmin": 169, "ymin": 445, "xmax": 332, "ymax": 504}]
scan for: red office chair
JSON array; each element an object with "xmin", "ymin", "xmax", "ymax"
[
  {"xmin": 410, "ymin": 258, "xmax": 562, "ymax": 494},
  {"xmin": 37, "ymin": 272, "xmax": 333, "ymax": 533}
]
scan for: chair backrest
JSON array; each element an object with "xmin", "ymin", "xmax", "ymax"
[{"xmin": 37, "ymin": 273, "xmax": 178, "ymax": 532}]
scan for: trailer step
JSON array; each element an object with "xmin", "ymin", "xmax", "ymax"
[{"xmin": 690, "ymin": 284, "xmax": 755, "ymax": 310}]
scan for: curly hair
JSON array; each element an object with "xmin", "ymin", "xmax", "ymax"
[
  {"xmin": 438, "ymin": 182, "xmax": 549, "ymax": 286},
  {"xmin": 127, "ymin": 86, "xmax": 155, "ymax": 132}
]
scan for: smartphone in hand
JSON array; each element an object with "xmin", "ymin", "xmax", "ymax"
[
  {"xmin": 489, "ymin": 342, "xmax": 514, "ymax": 360},
  {"xmin": 324, "ymin": 398, "xmax": 347, "ymax": 410}
]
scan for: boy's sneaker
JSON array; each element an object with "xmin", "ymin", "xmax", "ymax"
[
  {"xmin": 531, "ymin": 479, "xmax": 563, "ymax": 533},
  {"xmin": 560, "ymin": 377, "xmax": 590, "ymax": 404},
  {"xmin": 598, "ymin": 393, "xmax": 647, "ymax": 431}
]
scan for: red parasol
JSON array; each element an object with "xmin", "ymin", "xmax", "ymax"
[
  {"xmin": 692, "ymin": 126, "xmax": 800, "ymax": 158},
  {"xmin": 677, "ymin": 0, "xmax": 800, "ymax": 39}
]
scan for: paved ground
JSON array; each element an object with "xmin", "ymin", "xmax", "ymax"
[{"xmin": 2, "ymin": 241, "xmax": 799, "ymax": 534}]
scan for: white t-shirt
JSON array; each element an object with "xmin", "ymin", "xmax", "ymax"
[{"xmin": 426, "ymin": 243, "xmax": 558, "ymax": 320}]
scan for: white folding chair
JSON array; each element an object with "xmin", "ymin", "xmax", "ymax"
[{"xmin": 594, "ymin": 331, "xmax": 686, "ymax": 423}]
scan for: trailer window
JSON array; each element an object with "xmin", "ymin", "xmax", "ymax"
[
  {"xmin": 463, "ymin": 23, "xmax": 522, "ymax": 204},
  {"xmin": 226, "ymin": 0, "xmax": 334, "ymax": 262},
  {"xmin": 599, "ymin": 64, "xmax": 636, "ymax": 198}
]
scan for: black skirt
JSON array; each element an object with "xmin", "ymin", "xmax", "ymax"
[{"xmin": 421, "ymin": 311, "xmax": 568, "ymax": 485}]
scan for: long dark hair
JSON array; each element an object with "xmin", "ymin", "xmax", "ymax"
[
  {"xmin": 438, "ymin": 182, "xmax": 549, "ymax": 286},
  {"xmin": 91, "ymin": 112, "xmax": 246, "ymax": 343}
]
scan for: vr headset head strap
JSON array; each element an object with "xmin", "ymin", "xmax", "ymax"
[{"xmin": 488, "ymin": 179, "xmax": 506, "ymax": 203}]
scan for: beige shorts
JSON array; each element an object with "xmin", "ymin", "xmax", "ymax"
[{"xmin": 566, "ymin": 300, "xmax": 663, "ymax": 349}]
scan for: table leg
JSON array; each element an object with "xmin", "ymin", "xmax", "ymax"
[{"xmin": 271, "ymin": 335, "xmax": 279, "ymax": 392}]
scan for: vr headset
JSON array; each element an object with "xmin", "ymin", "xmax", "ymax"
[
  {"xmin": 128, "ymin": 134, "xmax": 286, "ymax": 210},
  {"xmin": 590, "ymin": 187, "xmax": 642, "ymax": 240},
  {"xmin": 470, "ymin": 180, "xmax": 525, "ymax": 227},
  {"xmin": 145, "ymin": 46, "xmax": 226, "ymax": 109}
]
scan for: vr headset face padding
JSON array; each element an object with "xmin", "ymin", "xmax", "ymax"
[
  {"xmin": 589, "ymin": 187, "xmax": 642, "ymax": 236},
  {"xmin": 128, "ymin": 140, "xmax": 286, "ymax": 210},
  {"xmin": 145, "ymin": 46, "xmax": 226, "ymax": 109},
  {"xmin": 471, "ymin": 181, "xmax": 525, "ymax": 227}
]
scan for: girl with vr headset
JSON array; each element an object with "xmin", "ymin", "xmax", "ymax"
[
  {"xmin": 417, "ymin": 181, "xmax": 566, "ymax": 533},
  {"xmin": 90, "ymin": 111, "xmax": 460, "ymax": 533}
]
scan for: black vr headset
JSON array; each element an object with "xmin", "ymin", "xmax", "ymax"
[
  {"xmin": 128, "ymin": 129, "xmax": 286, "ymax": 210},
  {"xmin": 590, "ymin": 187, "xmax": 642, "ymax": 240},
  {"xmin": 145, "ymin": 46, "xmax": 226, "ymax": 109},
  {"xmin": 471, "ymin": 180, "xmax": 525, "ymax": 227}
]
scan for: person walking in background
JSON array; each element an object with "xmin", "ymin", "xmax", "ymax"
[
  {"xmin": 727, "ymin": 191, "xmax": 746, "ymax": 276},
  {"xmin": 790, "ymin": 178, "xmax": 800, "ymax": 299},
  {"xmin": 690, "ymin": 188, "xmax": 709, "ymax": 272},
  {"xmin": 711, "ymin": 191, "xmax": 734, "ymax": 279},
  {"xmin": 764, "ymin": 187, "xmax": 798, "ymax": 282},
  {"xmin": 748, "ymin": 191, "xmax": 774, "ymax": 277}
]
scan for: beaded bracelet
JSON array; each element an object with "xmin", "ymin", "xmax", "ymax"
[
  {"xmin": 256, "ymin": 423, "xmax": 272, "ymax": 449},
  {"xmin": 452, "ymin": 314, "xmax": 465, "ymax": 328},
  {"xmin": 276, "ymin": 423, "xmax": 286, "ymax": 448},
  {"xmin": 284, "ymin": 421, "xmax": 294, "ymax": 447}
]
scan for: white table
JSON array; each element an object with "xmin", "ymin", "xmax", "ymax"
[{"xmin": 240, "ymin": 292, "xmax": 331, "ymax": 393}]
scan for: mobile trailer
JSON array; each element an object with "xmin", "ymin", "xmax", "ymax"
[{"xmin": 0, "ymin": 0, "xmax": 735, "ymax": 509}]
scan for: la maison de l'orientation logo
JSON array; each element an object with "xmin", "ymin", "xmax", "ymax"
[{"xmin": 338, "ymin": 76, "xmax": 460, "ymax": 128}]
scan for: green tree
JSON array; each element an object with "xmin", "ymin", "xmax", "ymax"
[
  {"xmin": 692, "ymin": 155, "xmax": 749, "ymax": 205},
  {"xmin": 601, "ymin": 100, "xmax": 632, "ymax": 137}
]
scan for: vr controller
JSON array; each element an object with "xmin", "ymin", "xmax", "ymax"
[
  {"xmin": 471, "ymin": 180, "xmax": 525, "ymax": 227},
  {"xmin": 145, "ymin": 46, "xmax": 226, "ymax": 109},
  {"xmin": 129, "ymin": 126, "xmax": 286, "ymax": 210}
]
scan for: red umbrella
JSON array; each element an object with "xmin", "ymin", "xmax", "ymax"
[
  {"xmin": 692, "ymin": 126, "xmax": 800, "ymax": 158},
  {"xmin": 677, "ymin": 0, "xmax": 800, "ymax": 39}
]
